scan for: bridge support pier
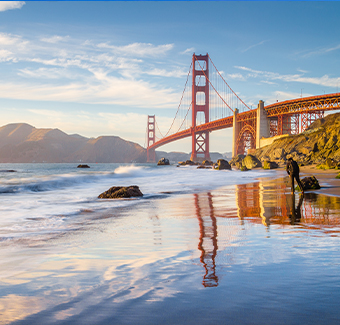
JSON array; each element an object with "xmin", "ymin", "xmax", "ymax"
[
  {"xmin": 190, "ymin": 54, "xmax": 211, "ymax": 163},
  {"xmin": 147, "ymin": 115, "xmax": 156, "ymax": 163},
  {"xmin": 256, "ymin": 100, "xmax": 269, "ymax": 149},
  {"xmin": 232, "ymin": 109, "xmax": 239, "ymax": 157}
]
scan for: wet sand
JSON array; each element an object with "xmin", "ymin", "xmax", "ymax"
[
  {"xmin": 277, "ymin": 164, "xmax": 340, "ymax": 197},
  {"xmin": 1, "ymin": 171, "xmax": 340, "ymax": 324}
]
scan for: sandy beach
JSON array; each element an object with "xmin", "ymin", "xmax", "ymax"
[{"xmin": 1, "ymin": 164, "xmax": 340, "ymax": 324}]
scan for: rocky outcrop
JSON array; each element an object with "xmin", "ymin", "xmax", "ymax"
[
  {"xmin": 263, "ymin": 160, "xmax": 279, "ymax": 169},
  {"xmin": 316, "ymin": 158, "xmax": 340, "ymax": 170},
  {"xmin": 215, "ymin": 159, "xmax": 231, "ymax": 170},
  {"xmin": 242, "ymin": 154, "xmax": 262, "ymax": 169},
  {"xmin": 157, "ymin": 157, "xmax": 170, "ymax": 165},
  {"xmin": 255, "ymin": 113, "xmax": 340, "ymax": 166},
  {"xmin": 98, "ymin": 186, "xmax": 143, "ymax": 199},
  {"xmin": 77, "ymin": 164, "xmax": 90, "ymax": 168},
  {"xmin": 299, "ymin": 176, "xmax": 321, "ymax": 191}
]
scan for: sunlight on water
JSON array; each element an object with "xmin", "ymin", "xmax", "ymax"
[{"xmin": 0, "ymin": 169, "xmax": 340, "ymax": 324}]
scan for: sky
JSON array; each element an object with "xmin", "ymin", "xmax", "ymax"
[{"xmin": 0, "ymin": 1, "xmax": 340, "ymax": 153}]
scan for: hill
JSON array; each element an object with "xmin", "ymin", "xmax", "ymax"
[
  {"xmin": 0, "ymin": 123, "xmax": 147, "ymax": 163},
  {"xmin": 255, "ymin": 112, "xmax": 340, "ymax": 165}
]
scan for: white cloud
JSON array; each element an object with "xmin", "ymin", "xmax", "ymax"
[
  {"xmin": 0, "ymin": 1, "xmax": 25, "ymax": 12},
  {"xmin": 181, "ymin": 48, "xmax": 195, "ymax": 55},
  {"xmin": 301, "ymin": 44, "xmax": 340, "ymax": 58},
  {"xmin": 96, "ymin": 42, "xmax": 174, "ymax": 57},
  {"xmin": 40, "ymin": 35, "xmax": 70, "ymax": 44},
  {"xmin": 226, "ymin": 73, "xmax": 246, "ymax": 81},
  {"xmin": 234, "ymin": 65, "xmax": 340, "ymax": 88},
  {"xmin": 18, "ymin": 67, "xmax": 77, "ymax": 79},
  {"xmin": 241, "ymin": 40, "xmax": 269, "ymax": 53}
]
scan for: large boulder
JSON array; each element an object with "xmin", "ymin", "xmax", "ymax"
[
  {"xmin": 202, "ymin": 160, "xmax": 213, "ymax": 166},
  {"xmin": 263, "ymin": 160, "xmax": 279, "ymax": 169},
  {"xmin": 157, "ymin": 157, "xmax": 170, "ymax": 165},
  {"xmin": 299, "ymin": 176, "xmax": 321, "ymax": 191},
  {"xmin": 77, "ymin": 164, "xmax": 90, "ymax": 168},
  {"xmin": 229, "ymin": 154, "xmax": 245, "ymax": 166},
  {"xmin": 215, "ymin": 159, "xmax": 231, "ymax": 170},
  {"xmin": 242, "ymin": 154, "xmax": 262, "ymax": 169},
  {"xmin": 98, "ymin": 185, "xmax": 143, "ymax": 199}
]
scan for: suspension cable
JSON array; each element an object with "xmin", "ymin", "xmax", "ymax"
[
  {"xmin": 155, "ymin": 120, "xmax": 164, "ymax": 138},
  {"xmin": 163, "ymin": 61, "xmax": 193, "ymax": 138},
  {"xmin": 177, "ymin": 102, "xmax": 192, "ymax": 132},
  {"xmin": 208, "ymin": 55, "xmax": 250, "ymax": 110}
]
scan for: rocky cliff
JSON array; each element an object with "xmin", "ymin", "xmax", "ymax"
[
  {"xmin": 255, "ymin": 112, "xmax": 340, "ymax": 165},
  {"xmin": 0, "ymin": 123, "xmax": 146, "ymax": 163}
]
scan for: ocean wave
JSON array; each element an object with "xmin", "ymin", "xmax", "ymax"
[{"xmin": 0, "ymin": 171, "xmax": 116, "ymax": 194}]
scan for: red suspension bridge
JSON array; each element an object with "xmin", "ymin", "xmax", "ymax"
[{"xmin": 146, "ymin": 53, "xmax": 340, "ymax": 163}]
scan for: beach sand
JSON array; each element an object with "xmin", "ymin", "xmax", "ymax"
[{"xmin": 1, "ymin": 168, "xmax": 340, "ymax": 324}]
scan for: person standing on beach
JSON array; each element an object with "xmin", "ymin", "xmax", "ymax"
[{"xmin": 286, "ymin": 157, "xmax": 304, "ymax": 193}]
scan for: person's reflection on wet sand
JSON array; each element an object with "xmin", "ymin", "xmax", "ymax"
[{"xmin": 289, "ymin": 193, "xmax": 304, "ymax": 225}]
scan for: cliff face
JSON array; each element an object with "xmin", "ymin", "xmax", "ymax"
[
  {"xmin": 0, "ymin": 123, "xmax": 146, "ymax": 163},
  {"xmin": 255, "ymin": 112, "xmax": 340, "ymax": 165}
]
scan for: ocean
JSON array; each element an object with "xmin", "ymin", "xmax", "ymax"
[{"xmin": 0, "ymin": 163, "xmax": 340, "ymax": 324}]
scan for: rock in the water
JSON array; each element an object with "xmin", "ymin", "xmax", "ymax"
[
  {"xmin": 215, "ymin": 159, "xmax": 231, "ymax": 170},
  {"xmin": 157, "ymin": 157, "xmax": 170, "ymax": 165},
  {"xmin": 242, "ymin": 154, "xmax": 262, "ymax": 169},
  {"xmin": 77, "ymin": 164, "xmax": 90, "ymax": 168},
  {"xmin": 202, "ymin": 160, "xmax": 213, "ymax": 166},
  {"xmin": 98, "ymin": 185, "xmax": 143, "ymax": 199},
  {"xmin": 229, "ymin": 154, "xmax": 245, "ymax": 166},
  {"xmin": 299, "ymin": 176, "xmax": 321, "ymax": 191},
  {"xmin": 263, "ymin": 160, "xmax": 279, "ymax": 169}
]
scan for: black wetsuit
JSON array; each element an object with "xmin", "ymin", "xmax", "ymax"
[{"xmin": 286, "ymin": 159, "xmax": 304, "ymax": 192}]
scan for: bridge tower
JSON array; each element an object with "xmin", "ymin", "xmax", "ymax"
[
  {"xmin": 191, "ymin": 54, "xmax": 211, "ymax": 162},
  {"xmin": 147, "ymin": 115, "xmax": 156, "ymax": 162}
]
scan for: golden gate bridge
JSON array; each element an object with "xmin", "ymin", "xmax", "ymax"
[{"xmin": 146, "ymin": 53, "xmax": 340, "ymax": 162}]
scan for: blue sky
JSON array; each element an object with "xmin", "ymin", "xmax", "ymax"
[{"xmin": 0, "ymin": 1, "xmax": 340, "ymax": 153}]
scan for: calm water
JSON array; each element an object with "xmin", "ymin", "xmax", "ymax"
[{"xmin": 0, "ymin": 164, "xmax": 339, "ymax": 324}]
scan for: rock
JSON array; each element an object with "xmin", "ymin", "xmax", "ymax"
[
  {"xmin": 235, "ymin": 161, "xmax": 243, "ymax": 170},
  {"xmin": 229, "ymin": 154, "xmax": 245, "ymax": 166},
  {"xmin": 186, "ymin": 160, "xmax": 199, "ymax": 165},
  {"xmin": 202, "ymin": 160, "xmax": 213, "ymax": 166},
  {"xmin": 299, "ymin": 176, "xmax": 321, "ymax": 191},
  {"xmin": 273, "ymin": 148, "xmax": 285, "ymax": 159},
  {"xmin": 263, "ymin": 160, "xmax": 279, "ymax": 169},
  {"xmin": 215, "ymin": 159, "xmax": 231, "ymax": 170},
  {"xmin": 317, "ymin": 158, "xmax": 340, "ymax": 170},
  {"xmin": 157, "ymin": 157, "xmax": 170, "ymax": 165},
  {"xmin": 98, "ymin": 185, "xmax": 143, "ymax": 199},
  {"xmin": 240, "ymin": 166, "xmax": 249, "ymax": 171},
  {"xmin": 77, "ymin": 164, "xmax": 90, "ymax": 168},
  {"xmin": 197, "ymin": 165, "xmax": 212, "ymax": 169},
  {"xmin": 242, "ymin": 154, "xmax": 262, "ymax": 169}
]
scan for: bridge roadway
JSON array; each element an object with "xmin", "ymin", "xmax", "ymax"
[{"xmin": 148, "ymin": 92, "xmax": 340, "ymax": 152}]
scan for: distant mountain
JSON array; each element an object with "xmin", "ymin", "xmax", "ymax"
[{"xmin": 0, "ymin": 123, "xmax": 146, "ymax": 163}]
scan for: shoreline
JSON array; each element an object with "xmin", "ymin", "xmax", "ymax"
[{"xmin": 279, "ymin": 164, "xmax": 340, "ymax": 197}]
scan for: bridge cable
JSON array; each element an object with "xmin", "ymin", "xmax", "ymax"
[
  {"xmin": 163, "ymin": 61, "xmax": 193, "ymax": 138},
  {"xmin": 155, "ymin": 120, "xmax": 164, "ymax": 138},
  {"xmin": 208, "ymin": 55, "xmax": 251, "ymax": 111}
]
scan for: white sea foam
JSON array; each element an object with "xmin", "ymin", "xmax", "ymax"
[{"xmin": 0, "ymin": 163, "xmax": 283, "ymax": 243}]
